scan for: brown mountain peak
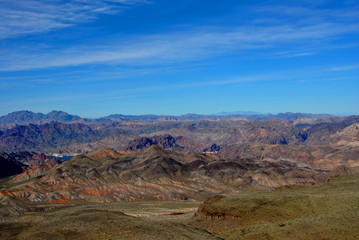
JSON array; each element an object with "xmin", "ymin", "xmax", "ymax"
[
  {"xmin": 86, "ymin": 148, "xmax": 123, "ymax": 160},
  {"xmin": 142, "ymin": 145, "xmax": 167, "ymax": 155}
]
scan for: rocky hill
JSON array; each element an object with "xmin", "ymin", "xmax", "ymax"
[
  {"xmin": 219, "ymin": 143, "xmax": 359, "ymax": 173},
  {"xmin": 0, "ymin": 146, "xmax": 325, "ymax": 204},
  {"xmin": 9, "ymin": 151, "xmax": 64, "ymax": 168},
  {"xmin": 0, "ymin": 151, "xmax": 64, "ymax": 179},
  {"xmin": 0, "ymin": 152, "xmax": 26, "ymax": 178}
]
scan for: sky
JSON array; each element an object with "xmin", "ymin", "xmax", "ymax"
[{"xmin": 0, "ymin": 0, "xmax": 358, "ymax": 117}]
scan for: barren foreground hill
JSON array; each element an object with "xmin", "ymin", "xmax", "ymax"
[
  {"xmin": 1, "ymin": 174, "xmax": 358, "ymax": 240},
  {"xmin": 192, "ymin": 174, "xmax": 359, "ymax": 239}
]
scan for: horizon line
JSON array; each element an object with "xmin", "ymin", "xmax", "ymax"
[{"xmin": 2, "ymin": 109, "xmax": 358, "ymax": 119}]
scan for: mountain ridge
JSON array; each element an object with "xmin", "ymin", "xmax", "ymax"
[
  {"xmin": 0, "ymin": 110, "xmax": 81, "ymax": 125},
  {"xmin": 0, "ymin": 115, "xmax": 358, "ymax": 154},
  {"xmin": 0, "ymin": 110, "xmax": 334, "ymax": 126},
  {"xmin": 0, "ymin": 146, "xmax": 326, "ymax": 204}
]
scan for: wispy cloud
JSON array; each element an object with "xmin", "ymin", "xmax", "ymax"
[
  {"xmin": 328, "ymin": 65, "xmax": 359, "ymax": 71},
  {"xmin": 2, "ymin": 66, "xmax": 357, "ymax": 114},
  {"xmin": 255, "ymin": 4, "xmax": 359, "ymax": 25},
  {"xmin": 0, "ymin": 70, "xmax": 294, "ymax": 106},
  {"xmin": 273, "ymin": 51, "xmax": 316, "ymax": 58},
  {"xmin": 1, "ymin": 20, "xmax": 358, "ymax": 71},
  {"xmin": 0, "ymin": 0, "xmax": 146, "ymax": 39},
  {"xmin": 0, "ymin": 2, "xmax": 358, "ymax": 71}
]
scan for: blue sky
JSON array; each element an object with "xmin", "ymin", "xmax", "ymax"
[{"xmin": 0, "ymin": 0, "xmax": 358, "ymax": 117}]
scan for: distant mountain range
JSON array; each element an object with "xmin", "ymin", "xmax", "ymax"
[
  {"xmin": 0, "ymin": 110, "xmax": 358, "ymax": 209},
  {"xmin": 213, "ymin": 111, "xmax": 263, "ymax": 115},
  {"xmin": 0, "ymin": 110, "xmax": 81, "ymax": 125},
  {"xmin": 0, "ymin": 110, "xmax": 357, "ymax": 155},
  {"xmin": 0, "ymin": 110, "xmax": 333, "ymax": 126}
]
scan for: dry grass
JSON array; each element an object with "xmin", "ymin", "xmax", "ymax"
[
  {"xmin": 192, "ymin": 174, "xmax": 359, "ymax": 239},
  {"xmin": 0, "ymin": 200, "xmax": 220, "ymax": 240},
  {"xmin": 2, "ymin": 175, "xmax": 359, "ymax": 239}
]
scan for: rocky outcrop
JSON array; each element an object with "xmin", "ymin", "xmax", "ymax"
[
  {"xmin": 203, "ymin": 144, "xmax": 221, "ymax": 153},
  {"xmin": 331, "ymin": 123, "xmax": 359, "ymax": 143},
  {"xmin": 194, "ymin": 195, "xmax": 226, "ymax": 219},
  {"xmin": 125, "ymin": 135, "xmax": 183, "ymax": 150},
  {"xmin": 11, "ymin": 164, "xmax": 57, "ymax": 182}
]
